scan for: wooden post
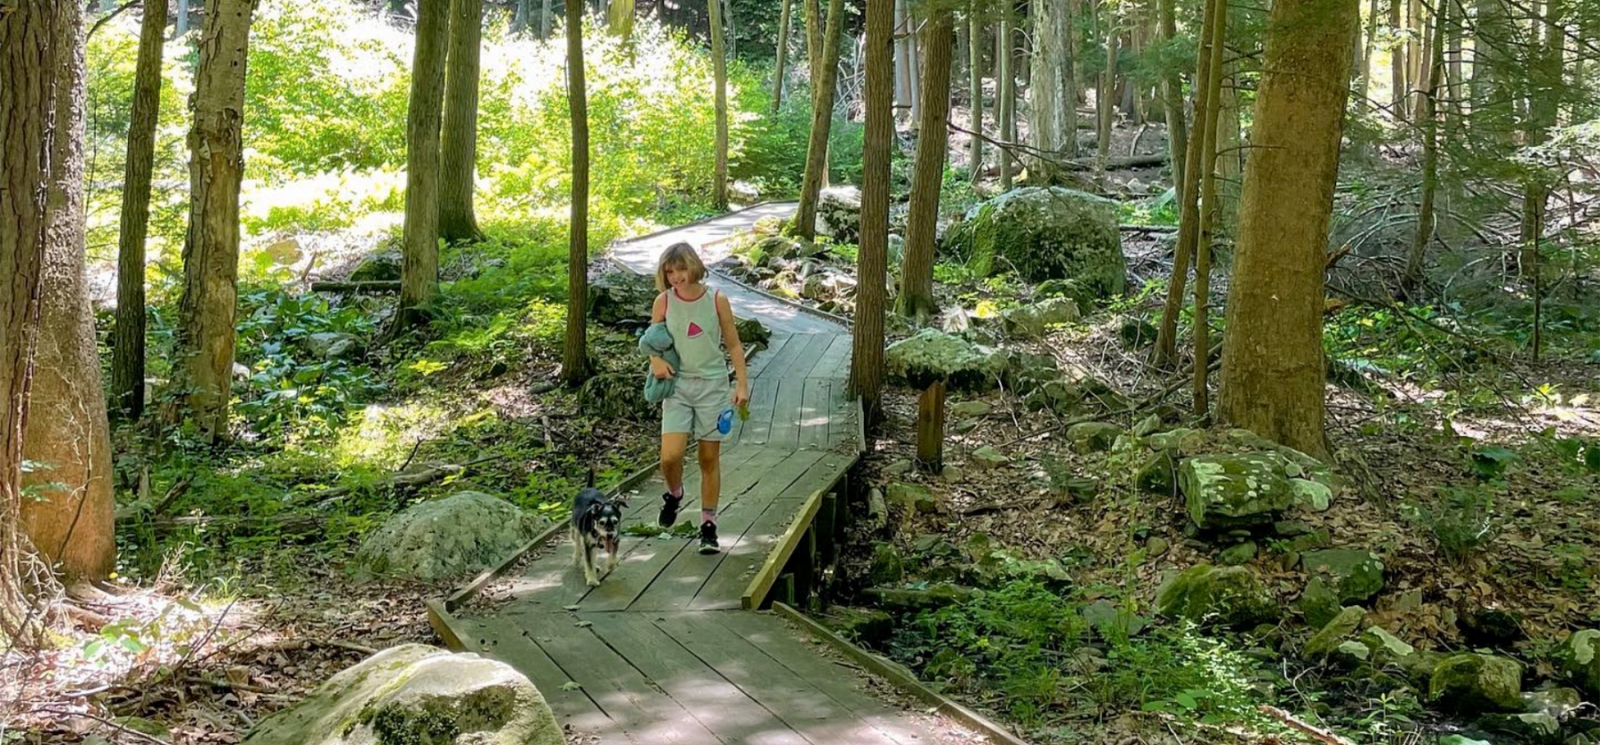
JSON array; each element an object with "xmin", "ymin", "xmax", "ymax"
[
  {"xmin": 819, "ymin": 493, "xmax": 837, "ymax": 565},
  {"xmin": 780, "ymin": 573, "xmax": 796, "ymax": 606},
  {"xmin": 916, "ymin": 382, "xmax": 946, "ymax": 471}
]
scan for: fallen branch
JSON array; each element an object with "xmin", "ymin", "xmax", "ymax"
[
  {"xmin": 302, "ymin": 454, "xmax": 503, "ymax": 508},
  {"xmin": 29, "ymin": 706, "xmax": 172, "ymax": 745},
  {"xmin": 1062, "ymin": 153, "xmax": 1169, "ymax": 172},
  {"xmin": 309, "ymin": 280, "xmax": 401, "ymax": 294},
  {"xmin": 1257, "ymin": 705, "xmax": 1356, "ymax": 745},
  {"xmin": 1120, "ymin": 224, "xmax": 1179, "ymax": 235}
]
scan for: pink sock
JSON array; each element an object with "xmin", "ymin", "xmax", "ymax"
[
  {"xmin": 701, "ymin": 509, "xmax": 716, "ymax": 525},
  {"xmin": 668, "ymin": 485, "xmax": 683, "ymax": 498}
]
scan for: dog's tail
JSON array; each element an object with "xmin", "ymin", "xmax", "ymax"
[{"xmin": 586, "ymin": 467, "xmax": 595, "ymax": 488}]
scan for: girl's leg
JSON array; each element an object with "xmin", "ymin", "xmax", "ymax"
[
  {"xmin": 696, "ymin": 439, "xmax": 721, "ymax": 515},
  {"xmin": 659, "ymin": 433, "xmax": 689, "ymax": 526}
]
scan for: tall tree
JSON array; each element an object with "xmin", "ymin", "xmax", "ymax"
[
  {"xmin": 172, "ymin": 0, "xmax": 256, "ymax": 442},
  {"xmin": 1158, "ymin": 0, "xmax": 1188, "ymax": 203},
  {"xmin": 1401, "ymin": 0, "xmax": 1446, "ymax": 295},
  {"xmin": 803, "ymin": 0, "xmax": 829, "ymax": 187},
  {"xmin": 176, "ymin": 0, "xmax": 191, "ymax": 37},
  {"xmin": 1096, "ymin": 5, "xmax": 1118, "ymax": 180},
  {"xmin": 793, "ymin": 0, "xmax": 845, "ymax": 240},
  {"xmin": 439, "ymin": 0, "xmax": 485, "ymax": 243},
  {"xmin": 112, "ymin": 0, "xmax": 170, "ymax": 420},
  {"xmin": 563, "ymin": 0, "xmax": 592, "ymax": 387},
  {"xmin": 1190, "ymin": 0, "xmax": 1227, "ymax": 414},
  {"xmin": 966, "ymin": 5, "xmax": 983, "ymax": 176},
  {"xmin": 542, "ymin": 0, "xmax": 553, "ymax": 38},
  {"xmin": 709, "ymin": 0, "xmax": 729, "ymax": 210},
  {"xmin": 1, "ymin": 0, "xmax": 66, "ymax": 645},
  {"xmin": 1218, "ymin": 0, "xmax": 1358, "ymax": 459},
  {"xmin": 853, "ymin": 0, "xmax": 894, "ymax": 423},
  {"xmin": 396, "ymin": 0, "xmax": 451, "ymax": 330},
  {"xmin": 25, "ymin": 2, "xmax": 115, "ymax": 582},
  {"xmin": 898, "ymin": 7, "xmax": 954, "ymax": 320},
  {"xmin": 771, "ymin": 0, "xmax": 793, "ymax": 112},
  {"xmin": 1030, "ymin": 0, "xmax": 1076, "ymax": 175},
  {"xmin": 995, "ymin": 11, "xmax": 1014, "ymax": 189}
]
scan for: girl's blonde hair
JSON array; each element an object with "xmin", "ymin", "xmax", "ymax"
[{"xmin": 655, "ymin": 242, "xmax": 707, "ymax": 291}]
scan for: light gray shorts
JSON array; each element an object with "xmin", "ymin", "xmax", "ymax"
[{"xmin": 662, "ymin": 376, "xmax": 733, "ymax": 442}]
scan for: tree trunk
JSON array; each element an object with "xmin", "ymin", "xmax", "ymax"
[
  {"xmin": 1154, "ymin": 0, "xmax": 1220, "ymax": 368},
  {"xmin": 1, "ymin": 0, "xmax": 67, "ymax": 643},
  {"xmin": 803, "ymin": 0, "xmax": 828, "ymax": 187},
  {"xmin": 853, "ymin": 0, "xmax": 894, "ymax": 423},
  {"xmin": 176, "ymin": 0, "xmax": 191, "ymax": 37},
  {"xmin": 1389, "ymin": 0, "xmax": 1403, "ymax": 115},
  {"xmin": 1191, "ymin": 0, "xmax": 1227, "ymax": 416},
  {"xmin": 1028, "ymin": 0, "xmax": 1076, "ymax": 175},
  {"xmin": 793, "ymin": 0, "xmax": 845, "ymax": 240},
  {"xmin": 24, "ymin": 3, "xmax": 115, "ymax": 582},
  {"xmin": 996, "ymin": 13, "xmax": 1014, "ymax": 189},
  {"xmin": 542, "ymin": 0, "xmax": 553, "ymax": 38},
  {"xmin": 563, "ymin": 0, "xmax": 591, "ymax": 387},
  {"xmin": 1356, "ymin": 0, "xmax": 1377, "ymax": 101},
  {"xmin": 1096, "ymin": 10, "xmax": 1117, "ymax": 183},
  {"xmin": 396, "ymin": 0, "xmax": 450, "ymax": 331},
  {"xmin": 1218, "ymin": 0, "xmax": 1356, "ymax": 460},
  {"xmin": 1401, "ymin": 0, "xmax": 1445, "ymax": 295},
  {"xmin": 722, "ymin": 0, "xmax": 735, "ymax": 58},
  {"xmin": 173, "ymin": 0, "xmax": 255, "ymax": 442},
  {"xmin": 772, "ymin": 0, "xmax": 792, "ymax": 112},
  {"xmin": 709, "ymin": 0, "xmax": 729, "ymax": 209},
  {"xmin": 112, "ymin": 0, "xmax": 169, "ymax": 421},
  {"xmin": 514, "ymin": 0, "xmax": 530, "ymax": 33},
  {"xmin": 439, "ymin": 0, "xmax": 484, "ymax": 244},
  {"xmin": 894, "ymin": 0, "xmax": 918, "ymax": 123},
  {"xmin": 967, "ymin": 6, "xmax": 984, "ymax": 176},
  {"xmin": 897, "ymin": 8, "xmax": 953, "ymax": 321},
  {"xmin": 1158, "ymin": 0, "xmax": 1187, "ymax": 203}
]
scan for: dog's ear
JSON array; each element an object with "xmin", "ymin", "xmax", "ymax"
[{"xmin": 611, "ymin": 495, "xmax": 630, "ymax": 510}]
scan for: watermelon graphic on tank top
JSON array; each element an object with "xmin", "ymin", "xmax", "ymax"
[{"xmin": 687, "ymin": 321, "xmax": 705, "ymax": 338}]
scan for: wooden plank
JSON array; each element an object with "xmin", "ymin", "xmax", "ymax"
[
  {"xmin": 695, "ymin": 451, "xmax": 853, "ymax": 610},
  {"xmin": 585, "ymin": 613, "xmax": 814, "ymax": 745},
  {"xmin": 779, "ymin": 334, "xmax": 834, "ymax": 380},
  {"xmin": 771, "ymin": 603, "xmax": 1033, "ymax": 745},
  {"xmin": 654, "ymin": 614, "xmax": 908, "ymax": 745},
  {"xmin": 742, "ymin": 378, "xmax": 781, "ymax": 446},
  {"xmin": 745, "ymin": 331, "xmax": 794, "ymax": 380},
  {"xmin": 578, "ymin": 447, "xmax": 787, "ymax": 612},
  {"xmin": 467, "ymin": 616, "xmax": 618, "ymax": 737},
  {"xmin": 742, "ymin": 490, "xmax": 826, "ymax": 610},
  {"xmin": 798, "ymin": 378, "xmax": 832, "ymax": 451},
  {"xmin": 805, "ymin": 335, "xmax": 852, "ymax": 381},
  {"xmin": 716, "ymin": 612, "xmax": 931, "ymax": 745},
  {"xmin": 636, "ymin": 449, "xmax": 830, "ymax": 612},
  {"xmin": 767, "ymin": 375, "xmax": 807, "ymax": 450},
  {"xmin": 523, "ymin": 611, "xmax": 723, "ymax": 745}
]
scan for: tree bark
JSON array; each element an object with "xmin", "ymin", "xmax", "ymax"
[
  {"xmin": 176, "ymin": 0, "xmax": 191, "ymax": 37},
  {"xmin": 542, "ymin": 0, "xmax": 553, "ymax": 38},
  {"xmin": 897, "ymin": 9, "xmax": 953, "ymax": 321},
  {"xmin": 793, "ymin": 0, "xmax": 845, "ymax": 240},
  {"xmin": 514, "ymin": 0, "xmax": 530, "ymax": 33},
  {"xmin": 112, "ymin": 0, "xmax": 169, "ymax": 421},
  {"xmin": 563, "ymin": 0, "xmax": 591, "ymax": 387},
  {"xmin": 1401, "ymin": 0, "xmax": 1445, "ymax": 295},
  {"xmin": 396, "ymin": 0, "xmax": 450, "ymax": 330},
  {"xmin": 1158, "ymin": 0, "xmax": 1187, "ymax": 203},
  {"xmin": 1029, "ymin": 0, "xmax": 1076, "ymax": 176},
  {"xmin": 853, "ymin": 0, "xmax": 894, "ymax": 423},
  {"xmin": 1, "ymin": 0, "xmax": 67, "ymax": 644},
  {"xmin": 439, "ymin": 0, "xmax": 484, "ymax": 244},
  {"xmin": 709, "ymin": 0, "xmax": 729, "ymax": 209},
  {"xmin": 1356, "ymin": 0, "xmax": 1378, "ymax": 101},
  {"xmin": 967, "ymin": 6, "xmax": 984, "ymax": 176},
  {"xmin": 996, "ymin": 13, "xmax": 1014, "ymax": 190},
  {"xmin": 1218, "ymin": 0, "xmax": 1357, "ymax": 460},
  {"xmin": 1191, "ymin": 0, "xmax": 1227, "ymax": 415},
  {"xmin": 1389, "ymin": 0, "xmax": 1404, "ymax": 116},
  {"xmin": 803, "ymin": 0, "xmax": 828, "ymax": 186},
  {"xmin": 24, "ymin": 4, "xmax": 116, "ymax": 582},
  {"xmin": 1096, "ymin": 8, "xmax": 1117, "ymax": 182},
  {"xmin": 173, "ymin": 0, "xmax": 255, "ymax": 442},
  {"xmin": 772, "ymin": 0, "xmax": 792, "ymax": 112}
]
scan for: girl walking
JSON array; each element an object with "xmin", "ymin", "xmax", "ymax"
[{"xmin": 641, "ymin": 242, "xmax": 750, "ymax": 553}]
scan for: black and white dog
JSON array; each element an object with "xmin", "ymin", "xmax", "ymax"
[{"xmin": 571, "ymin": 471, "xmax": 626, "ymax": 586}]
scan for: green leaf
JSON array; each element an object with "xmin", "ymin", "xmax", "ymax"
[{"xmin": 560, "ymin": 681, "xmax": 583, "ymax": 691}]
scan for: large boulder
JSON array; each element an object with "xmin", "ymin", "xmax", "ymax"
[
  {"xmin": 242, "ymin": 644, "xmax": 563, "ymax": 745},
  {"xmin": 1428, "ymin": 653, "xmax": 1524, "ymax": 714},
  {"xmin": 940, "ymin": 186, "xmax": 1127, "ymax": 300},
  {"xmin": 587, "ymin": 270, "xmax": 658, "ymax": 326},
  {"xmin": 353, "ymin": 492, "xmax": 546, "ymax": 583},
  {"xmin": 1155, "ymin": 564, "xmax": 1277, "ymax": 628},
  {"xmin": 1178, "ymin": 452, "xmax": 1297, "ymax": 530},
  {"xmin": 885, "ymin": 329, "xmax": 995, "ymax": 392},
  {"xmin": 815, "ymin": 185, "xmax": 862, "ymax": 242},
  {"xmin": 1557, "ymin": 629, "xmax": 1600, "ymax": 697}
]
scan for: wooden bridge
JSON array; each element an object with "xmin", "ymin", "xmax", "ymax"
[{"xmin": 427, "ymin": 205, "xmax": 1010, "ymax": 745}]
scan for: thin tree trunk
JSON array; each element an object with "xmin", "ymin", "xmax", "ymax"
[
  {"xmin": 772, "ymin": 0, "xmax": 792, "ymax": 112},
  {"xmin": 514, "ymin": 0, "xmax": 530, "ymax": 33},
  {"xmin": 396, "ymin": 0, "xmax": 450, "ymax": 331},
  {"xmin": 25, "ymin": 3, "xmax": 115, "ymax": 582},
  {"xmin": 0, "ymin": 0, "xmax": 64, "ymax": 647},
  {"xmin": 1401, "ymin": 0, "xmax": 1445, "ymax": 295},
  {"xmin": 1389, "ymin": 0, "xmax": 1403, "ymax": 115},
  {"xmin": 176, "ymin": 0, "xmax": 191, "ymax": 37},
  {"xmin": 1154, "ymin": 0, "xmax": 1219, "ymax": 367},
  {"xmin": 1096, "ymin": 10, "xmax": 1118, "ymax": 183},
  {"xmin": 1159, "ymin": 0, "xmax": 1187, "ymax": 202},
  {"xmin": 1356, "ymin": 0, "xmax": 1378, "ymax": 101},
  {"xmin": 1028, "ymin": 0, "xmax": 1074, "ymax": 176},
  {"xmin": 803, "ymin": 0, "xmax": 828, "ymax": 186},
  {"xmin": 439, "ymin": 0, "xmax": 484, "ymax": 243},
  {"xmin": 1218, "ymin": 0, "xmax": 1356, "ymax": 459},
  {"xmin": 1216, "ymin": 57, "xmax": 1242, "ymax": 233},
  {"xmin": 542, "ymin": 0, "xmax": 553, "ymax": 39},
  {"xmin": 1411, "ymin": 12, "xmax": 1431, "ymax": 121},
  {"xmin": 996, "ymin": 13, "xmax": 1014, "ymax": 189},
  {"xmin": 898, "ymin": 8, "xmax": 954, "ymax": 321},
  {"xmin": 709, "ymin": 0, "xmax": 729, "ymax": 209},
  {"xmin": 967, "ymin": 7, "xmax": 983, "ymax": 176},
  {"xmin": 1191, "ymin": 0, "xmax": 1227, "ymax": 416},
  {"xmin": 172, "ymin": 0, "xmax": 255, "ymax": 442},
  {"xmin": 793, "ymin": 0, "xmax": 845, "ymax": 240},
  {"xmin": 112, "ymin": 0, "xmax": 169, "ymax": 421},
  {"xmin": 563, "ymin": 0, "xmax": 591, "ymax": 387},
  {"xmin": 853, "ymin": 0, "xmax": 894, "ymax": 423},
  {"xmin": 723, "ymin": 0, "xmax": 735, "ymax": 58}
]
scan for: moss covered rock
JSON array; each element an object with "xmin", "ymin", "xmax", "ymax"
[
  {"xmin": 1302, "ymin": 549, "xmax": 1386, "ymax": 603},
  {"xmin": 1155, "ymin": 564, "xmax": 1277, "ymax": 628},
  {"xmin": 886, "ymin": 482, "xmax": 939, "ymax": 514},
  {"xmin": 941, "ymin": 187, "xmax": 1127, "ymax": 300},
  {"xmin": 869, "ymin": 542, "xmax": 906, "ymax": 585},
  {"xmin": 1302, "ymin": 606, "xmax": 1366, "ymax": 659},
  {"xmin": 1067, "ymin": 422, "xmax": 1123, "ymax": 453},
  {"xmin": 353, "ymin": 492, "xmax": 546, "ymax": 583},
  {"xmin": 242, "ymin": 644, "xmax": 563, "ymax": 745},
  {"xmin": 1178, "ymin": 453, "xmax": 1297, "ymax": 529},
  {"xmin": 885, "ymin": 329, "xmax": 993, "ymax": 391},
  {"xmin": 1428, "ymin": 653, "xmax": 1524, "ymax": 713},
  {"xmin": 1557, "ymin": 629, "xmax": 1600, "ymax": 697}
]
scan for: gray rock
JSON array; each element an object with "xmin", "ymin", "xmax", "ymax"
[
  {"xmin": 969, "ymin": 446, "xmax": 1010, "ymax": 470},
  {"xmin": 1146, "ymin": 428, "xmax": 1207, "ymax": 455},
  {"xmin": 815, "ymin": 185, "xmax": 862, "ymax": 242},
  {"xmin": 587, "ymin": 270, "xmax": 657, "ymax": 326},
  {"xmin": 949, "ymin": 400, "xmax": 993, "ymax": 419},
  {"xmin": 886, "ymin": 482, "xmax": 938, "ymax": 514},
  {"xmin": 1155, "ymin": 564, "xmax": 1277, "ymax": 628},
  {"xmin": 1067, "ymin": 422, "xmax": 1123, "ymax": 453},
  {"xmin": 1558, "ymin": 629, "xmax": 1600, "ymax": 697},
  {"xmin": 242, "ymin": 644, "xmax": 563, "ymax": 745},
  {"xmin": 1523, "ymin": 688, "xmax": 1584, "ymax": 722},
  {"xmin": 999, "ymin": 297, "xmax": 1080, "ymax": 340},
  {"xmin": 940, "ymin": 186, "xmax": 1127, "ymax": 300},
  {"xmin": 885, "ymin": 329, "xmax": 993, "ymax": 392},
  {"xmin": 1219, "ymin": 541, "xmax": 1257, "ymax": 566},
  {"xmin": 1429, "ymin": 653, "xmax": 1524, "ymax": 713},
  {"xmin": 306, "ymin": 332, "xmax": 361, "ymax": 360},
  {"xmin": 1178, "ymin": 452, "xmax": 1297, "ymax": 530},
  {"xmin": 866, "ymin": 488, "xmax": 888, "ymax": 531},
  {"xmin": 1302, "ymin": 606, "xmax": 1365, "ymax": 659},
  {"xmin": 940, "ymin": 465, "xmax": 964, "ymax": 483},
  {"xmin": 869, "ymin": 542, "xmax": 905, "ymax": 585},
  {"xmin": 1302, "ymin": 549, "xmax": 1386, "ymax": 603},
  {"xmin": 349, "ymin": 252, "xmax": 401, "ymax": 282},
  {"xmin": 353, "ymin": 492, "xmax": 546, "ymax": 583}
]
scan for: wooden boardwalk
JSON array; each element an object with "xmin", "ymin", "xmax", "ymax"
[{"xmin": 436, "ymin": 205, "xmax": 978, "ymax": 745}]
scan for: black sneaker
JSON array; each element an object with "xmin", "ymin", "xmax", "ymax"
[
  {"xmin": 659, "ymin": 493, "xmax": 682, "ymax": 528},
  {"xmin": 698, "ymin": 521, "xmax": 720, "ymax": 554}
]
